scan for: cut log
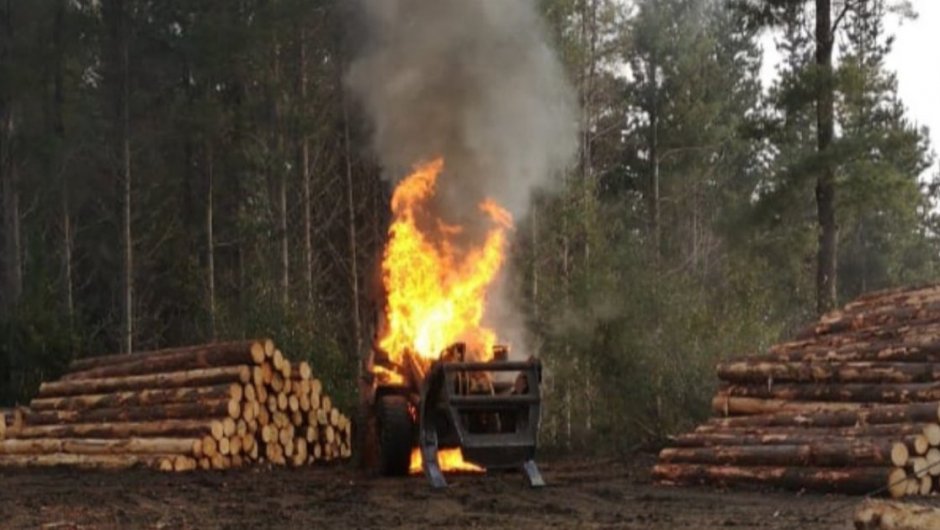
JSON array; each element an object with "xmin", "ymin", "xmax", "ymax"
[
  {"xmin": 0, "ymin": 437, "xmax": 197, "ymax": 455},
  {"xmin": 23, "ymin": 398, "xmax": 238, "ymax": 425},
  {"xmin": 717, "ymin": 383, "xmax": 940, "ymax": 404},
  {"xmin": 64, "ymin": 342, "xmax": 264, "ymax": 381},
  {"xmin": 298, "ymin": 362, "xmax": 312, "ymax": 380},
  {"xmin": 923, "ymin": 424, "xmax": 940, "ymax": 446},
  {"xmin": 0, "ymin": 453, "xmax": 176, "ymax": 470},
  {"xmin": 927, "ymin": 448, "xmax": 940, "ymax": 477},
  {"xmin": 707, "ymin": 402, "xmax": 940, "ymax": 428},
  {"xmin": 713, "ymin": 396, "xmax": 864, "ymax": 416},
  {"xmin": 856, "ymin": 499, "xmax": 940, "ymax": 529},
  {"xmin": 766, "ymin": 323, "xmax": 940, "ymax": 362},
  {"xmin": 39, "ymin": 366, "xmax": 250, "ymax": 398},
  {"xmin": 796, "ymin": 300, "xmax": 940, "ymax": 339},
  {"xmin": 652, "ymin": 463, "xmax": 890, "ymax": 494},
  {"xmin": 888, "ymin": 468, "xmax": 909, "ymax": 499},
  {"xmin": 717, "ymin": 361, "xmax": 940, "ymax": 384},
  {"xmin": 767, "ymin": 337, "xmax": 940, "ymax": 364},
  {"xmin": 10, "ymin": 419, "xmax": 213, "ymax": 440},
  {"xmin": 675, "ymin": 427, "xmax": 930, "ymax": 448},
  {"xmin": 29, "ymin": 384, "xmax": 241, "ymax": 411},
  {"xmin": 658, "ymin": 440, "xmax": 898, "ymax": 467},
  {"xmin": 69, "ymin": 340, "xmax": 265, "ymax": 372}
]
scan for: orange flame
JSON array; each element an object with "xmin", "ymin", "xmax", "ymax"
[
  {"xmin": 379, "ymin": 158, "xmax": 512, "ymax": 363},
  {"xmin": 409, "ymin": 448, "xmax": 484, "ymax": 474}
]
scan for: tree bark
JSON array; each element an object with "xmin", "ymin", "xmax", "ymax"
[
  {"xmin": 675, "ymin": 431, "xmax": 928, "ymax": 451},
  {"xmin": 23, "ymin": 398, "xmax": 239, "ymax": 425},
  {"xmin": 659, "ymin": 439, "xmax": 898, "ymax": 467},
  {"xmin": 706, "ymin": 402, "xmax": 940, "ymax": 429},
  {"xmin": 206, "ymin": 139, "xmax": 216, "ymax": 339},
  {"xmin": 0, "ymin": 453, "xmax": 173, "ymax": 470},
  {"xmin": 717, "ymin": 382, "xmax": 940, "ymax": 404},
  {"xmin": 39, "ymin": 365, "xmax": 250, "ymax": 398},
  {"xmin": 653, "ymin": 463, "xmax": 890, "ymax": 494},
  {"xmin": 688, "ymin": 422, "xmax": 932, "ymax": 440},
  {"xmin": 797, "ymin": 302, "xmax": 940, "ymax": 340},
  {"xmin": 116, "ymin": 0, "xmax": 134, "ymax": 354},
  {"xmin": 760, "ymin": 336, "xmax": 940, "ymax": 364},
  {"xmin": 30, "ymin": 383, "xmax": 240, "ymax": 411},
  {"xmin": 341, "ymin": 86, "xmax": 361, "ymax": 357},
  {"xmin": 0, "ymin": 437, "xmax": 197, "ymax": 455},
  {"xmin": 299, "ymin": 25, "xmax": 315, "ymax": 309},
  {"xmin": 64, "ymin": 341, "xmax": 263, "ymax": 380},
  {"xmin": 717, "ymin": 360, "xmax": 940, "ymax": 384},
  {"xmin": 69, "ymin": 339, "xmax": 262, "ymax": 372},
  {"xmin": 815, "ymin": 0, "xmax": 837, "ymax": 315},
  {"xmin": 856, "ymin": 499, "xmax": 940, "ymax": 529},
  {"xmin": 9, "ymin": 419, "xmax": 213, "ymax": 440}
]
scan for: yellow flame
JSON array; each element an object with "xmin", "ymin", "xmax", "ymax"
[
  {"xmin": 379, "ymin": 157, "xmax": 512, "ymax": 363},
  {"xmin": 409, "ymin": 448, "xmax": 484, "ymax": 474}
]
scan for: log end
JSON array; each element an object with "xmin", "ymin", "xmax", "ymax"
[{"xmin": 888, "ymin": 468, "xmax": 909, "ymax": 499}]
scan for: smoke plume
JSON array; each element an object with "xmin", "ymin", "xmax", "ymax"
[
  {"xmin": 348, "ymin": 0, "xmax": 578, "ymax": 355},
  {"xmin": 347, "ymin": 0, "xmax": 577, "ymax": 220}
]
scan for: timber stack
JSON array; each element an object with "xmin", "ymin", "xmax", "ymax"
[
  {"xmin": 0, "ymin": 339, "xmax": 352, "ymax": 472},
  {"xmin": 654, "ymin": 283, "xmax": 940, "ymax": 498}
]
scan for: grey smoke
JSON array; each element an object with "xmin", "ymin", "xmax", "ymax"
[
  {"xmin": 347, "ymin": 0, "xmax": 578, "ymax": 221},
  {"xmin": 348, "ymin": 0, "xmax": 578, "ymax": 357}
]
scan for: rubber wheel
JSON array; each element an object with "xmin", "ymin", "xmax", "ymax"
[{"xmin": 377, "ymin": 395, "xmax": 413, "ymax": 476}]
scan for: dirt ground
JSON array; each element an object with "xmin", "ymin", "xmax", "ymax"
[{"xmin": 0, "ymin": 454, "xmax": 896, "ymax": 529}]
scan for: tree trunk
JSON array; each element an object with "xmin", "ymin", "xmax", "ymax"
[
  {"xmin": 647, "ymin": 49, "xmax": 661, "ymax": 257},
  {"xmin": 206, "ymin": 139, "xmax": 216, "ymax": 339},
  {"xmin": 53, "ymin": 0, "xmax": 73, "ymax": 325},
  {"xmin": 299, "ymin": 25, "xmax": 315, "ymax": 309},
  {"xmin": 39, "ymin": 365, "xmax": 250, "ymax": 398},
  {"xmin": 653, "ymin": 463, "xmax": 890, "ymax": 494},
  {"xmin": 707, "ymin": 402, "xmax": 940, "ymax": 429},
  {"xmin": 341, "ymin": 83, "xmax": 361, "ymax": 357},
  {"xmin": 109, "ymin": 0, "xmax": 134, "ymax": 354},
  {"xmin": 815, "ymin": 0, "xmax": 837, "ymax": 315},
  {"xmin": 659, "ymin": 439, "xmax": 898, "ymax": 467}
]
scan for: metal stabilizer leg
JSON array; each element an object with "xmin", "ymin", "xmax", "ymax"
[
  {"xmin": 421, "ymin": 430, "xmax": 448, "ymax": 489},
  {"xmin": 522, "ymin": 460, "xmax": 545, "ymax": 488}
]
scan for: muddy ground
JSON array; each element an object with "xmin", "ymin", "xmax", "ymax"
[{"xmin": 0, "ymin": 454, "xmax": 903, "ymax": 529}]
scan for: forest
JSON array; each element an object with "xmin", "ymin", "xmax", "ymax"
[{"xmin": 0, "ymin": 0, "xmax": 937, "ymax": 456}]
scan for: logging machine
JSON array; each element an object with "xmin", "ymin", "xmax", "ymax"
[{"xmin": 363, "ymin": 342, "xmax": 545, "ymax": 488}]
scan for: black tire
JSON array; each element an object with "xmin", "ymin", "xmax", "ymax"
[{"xmin": 377, "ymin": 395, "xmax": 413, "ymax": 476}]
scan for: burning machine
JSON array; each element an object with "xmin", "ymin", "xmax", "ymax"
[
  {"xmin": 366, "ymin": 342, "xmax": 544, "ymax": 488},
  {"xmin": 366, "ymin": 158, "xmax": 544, "ymax": 487}
]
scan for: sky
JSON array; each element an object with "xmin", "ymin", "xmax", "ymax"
[{"xmin": 760, "ymin": 0, "xmax": 940, "ymax": 177}]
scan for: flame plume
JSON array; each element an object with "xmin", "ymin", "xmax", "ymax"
[{"xmin": 379, "ymin": 158, "xmax": 512, "ymax": 363}]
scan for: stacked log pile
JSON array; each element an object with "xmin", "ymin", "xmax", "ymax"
[
  {"xmin": 654, "ymin": 284, "xmax": 940, "ymax": 497},
  {"xmin": 0, "ymin": 339, "xmax": 352, "ymax": 471}
]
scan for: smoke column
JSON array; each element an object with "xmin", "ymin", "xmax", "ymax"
[
  {"xmin": 348, "ymin": 0, "xmax": 578, "ymax": 354},
  {"xmin": 347, "ymin": 0, "xmax": 577, "ymax": 219}
]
